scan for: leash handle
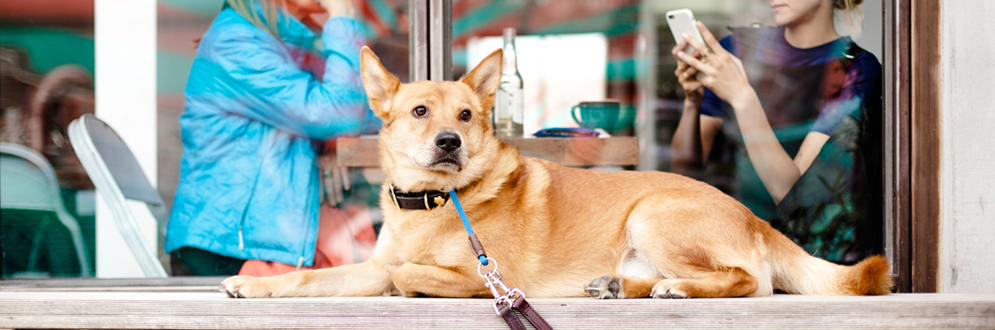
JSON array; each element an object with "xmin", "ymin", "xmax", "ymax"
[
  {"xmin": 497, "ymin": 299, "xmax": 529, "ymax": 330},
  {"xmin": 512, "ymin": 295, "xmax": 554, "ymax": 330}
]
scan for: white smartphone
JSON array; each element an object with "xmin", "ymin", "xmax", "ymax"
[{"xmin": 666, "ymin": 9, "xmax": 707, "ymax": 55}]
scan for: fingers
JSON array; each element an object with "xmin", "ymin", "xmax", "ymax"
[
  {"xmin": 696, "ymin": 21, "xmax": 724, "ymax": 56},
  {"xmin": 671, "ymin": 40, "xmax": 688, "ymax": 59},
  {"xmin": 673, "ymin": 41, "xmax": 689, "ymax": 71},
  {"xmin": 674, "ymin": 57, "xmax": 700, "ymax": 82},
  {"xmin": 681, "ymin": 66, "xmax": 699, "ymax": 80},
  {"xmin": 682, "ymin": 33, "xmax": 710, "ymax": 59},
  {"xmin": 676, "ymin": 51, "xmax": 713, "ymax": 77}
]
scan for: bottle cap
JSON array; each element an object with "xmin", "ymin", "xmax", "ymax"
[{"xmin": 503, "ymin": 28, "xmax": 516, "ymax": 39}]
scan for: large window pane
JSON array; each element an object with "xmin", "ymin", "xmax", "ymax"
[
  {"xmin": 1, "ymin": 1, "xmax": 96, "ymax": 278},
  {"xmin": 453, "ymin": 0, "xmax": 886, "ymax": 264},
  {"xmin": 156, "ymin": 0, "xmax": 407, "ymax": 276}
]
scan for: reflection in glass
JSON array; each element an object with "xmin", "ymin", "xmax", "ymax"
[
  {"xmin": 455, "ymin": 0, "xmax": 884, "ymax": 265},
  {"xmin": 159, "ymin": 0, "xmax": 405, "ymax": 276},
  {"xmin": 669, "ymin": 0, "xmax": 882, "ymax": 264},
  {"xmin": 1, "ymin": 2, "xmax": 96, "ymax": 278},
  {"xmin": 0, "ymin": 0, "xmax": 886, "ymax": 279}
]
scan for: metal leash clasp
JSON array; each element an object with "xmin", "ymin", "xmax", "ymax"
[{"xmin": 478, "ymin": 258, "xmax": 526, "ymax": 315}]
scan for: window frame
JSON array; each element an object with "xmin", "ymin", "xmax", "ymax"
[
  {"xmin": 1, "ymin": 0, "xmax": 939, "ymax": 292},
  {"xmin": 884, "ymin": 0, "xmax": 940, "ymax": 293}
]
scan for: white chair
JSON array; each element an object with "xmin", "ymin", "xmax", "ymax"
[
  {"xmin": 67, "ymin": 114, "xmax": 168, "ymax": 277},
  {"xmin": 0, "ymin": 143, "xmax": 93, "ymax": 277}
]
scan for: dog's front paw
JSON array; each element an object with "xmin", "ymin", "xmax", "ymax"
[
  {"xmin": 585, "ymin": 275, "xmax": 624, "ymax": 299},
  {"xmin": 650, "ymin": 280, "xmax": 688, "ymax": 299},
  {"xmin": 219, "ymin": 276, "xmax": 275, "ymax": 298}
]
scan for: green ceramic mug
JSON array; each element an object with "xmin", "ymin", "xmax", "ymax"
[{"xmin": 571, "ymin": 101, "xmax": 621, "ymax": 133}]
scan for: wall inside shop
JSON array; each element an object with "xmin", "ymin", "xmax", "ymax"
[{"xmin": 939, "ymin": 0, "xmax": 995, "ymax": 294}]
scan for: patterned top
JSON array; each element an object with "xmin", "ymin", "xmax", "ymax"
[{"xmin": 699, "ymin": 26, "xmax": 883, "ymax": 264}]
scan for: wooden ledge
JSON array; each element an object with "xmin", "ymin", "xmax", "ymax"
[
  {"xmin": 336, "ymin": 136, "xmax": 640, "ymax": 167},
  {"xmin": 1, "ymin": 291, "xmax": 993, "ymax": 329}
]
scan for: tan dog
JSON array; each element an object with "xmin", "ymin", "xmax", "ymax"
[{"xmin": 219, "ymin": 47, "xmax": 893, "ymax": 299}]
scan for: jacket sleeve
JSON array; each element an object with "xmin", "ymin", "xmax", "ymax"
[{"xmin": 209, "ymin": 17, "xmax": 370, "ymax": 140}]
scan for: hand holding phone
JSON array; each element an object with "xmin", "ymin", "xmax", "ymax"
[{"xmin": 667, "ymin": 8, "xmax": 708, "ymax": 88}]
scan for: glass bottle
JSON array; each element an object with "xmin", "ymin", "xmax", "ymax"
[{"xmin": 494, "ymin": 28, "xmax": 524, "ymax": 138}]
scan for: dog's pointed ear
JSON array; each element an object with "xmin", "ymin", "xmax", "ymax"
[
  {"xmin": 459, "ymin": 48, "xmax": 503, "ymax": 115},
  {"xmin": 360, "ymin": 46, "xmax": 400, "ymax": 119}
]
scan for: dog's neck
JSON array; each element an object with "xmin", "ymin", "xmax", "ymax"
[{"xmin": 383, "ymin": 140, "xmax": 521, "ymax": 210}]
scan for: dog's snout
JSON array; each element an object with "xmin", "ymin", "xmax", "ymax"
[{"xmin": 435, "ymin": 132, "xmax": 462, "ymax": 152}]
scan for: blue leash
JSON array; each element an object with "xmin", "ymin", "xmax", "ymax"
[
  {"xmin": 448, "ymin": 191, "xmax": 553, "ymax": 330},
  {"xmin": 449, "ymin": 190, "xmax": 489, "ymax": 266}
]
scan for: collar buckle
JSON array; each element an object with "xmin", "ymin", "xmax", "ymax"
[{"xmin": 389, "ymin": 183, "xmax": 450, "ymax": 210}]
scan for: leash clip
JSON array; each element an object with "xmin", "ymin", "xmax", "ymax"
[
  {"xmin": 481, "ymin": 265, "xmax": 528, "ymax": 317},
  {"xmin": 486, "ymin": 273, "xmax": 527, "ymax": 317},
  {"xmin": 492, "ymin": 294, "xmax": 512, "ymax": 316}
]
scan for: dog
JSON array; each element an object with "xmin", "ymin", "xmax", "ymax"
[{"xmin": 219, "ymin": 47, "xmax": 893, "ymax": 299}]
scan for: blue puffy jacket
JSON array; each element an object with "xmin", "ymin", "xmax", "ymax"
[{"xmin": 165, "ymin": 6, "xmax": 374, "ymax": 267}]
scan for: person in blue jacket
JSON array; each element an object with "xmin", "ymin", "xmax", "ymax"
[{"xmin": 165, "ymin": 0, "xmax": 378, "ymax": 275}]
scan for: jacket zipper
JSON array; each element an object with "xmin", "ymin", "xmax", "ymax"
[{"xmin": 237, "ymin": 159, "xmax": 264, "ymax": 252}]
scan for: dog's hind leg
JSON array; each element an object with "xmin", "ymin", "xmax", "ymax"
[
  {"xmin": 650, "ymin": 267, "xmax": 758, "ymax": 298},
  {"xmin": 585, "ymin": 267, "xmax": 758, "ymax": 299}
]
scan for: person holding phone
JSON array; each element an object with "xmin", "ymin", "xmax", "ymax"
[
  {"xmin": 669, "ymin": 0, "xmax": 882, "ymax": 264},
  {"xmin": 165, "ymin": 0, "xmax": 379, "ymax": 276}
]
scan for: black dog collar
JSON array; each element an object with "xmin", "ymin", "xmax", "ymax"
[{"xmin": 388, "ymin": 184, "xmax": 450, "ymax": 210}]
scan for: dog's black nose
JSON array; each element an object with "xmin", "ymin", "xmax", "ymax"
[{"xmin": 435, "ymin": 132, "xmax": 462, "ymax": 152}]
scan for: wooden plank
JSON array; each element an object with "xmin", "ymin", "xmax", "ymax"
[
  {"xmin": 910, "ymin": 0, "xmax": 941, "ymax": 293},
  {"xmin": 336, "ymin": 136, "xmax": 382, "ymax": 167},
  {"xmin": 0, "ymin": 292, "xmax": 993, "ymax": 329},
  {"xmin": 505, "ymin": 137, "xmax": 639, "ymax": 167},
  {"xmin": 0, "ymin": 285, "xmax": 219, "ymax": 292},
  {"xmin": 336, "ymin": 136, "xmax": 640, "ymax": 168},
  {"xmin": 0, "ymin": 277, "xmax": 227, "ymax": 289},
  {"xmin": 886, "ymin": 0, "xmax": 913, "ymax": 294}
]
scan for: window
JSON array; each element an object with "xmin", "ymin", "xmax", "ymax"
[
  {"xmin": 4, "ymin": 0, "xmax": 937, "ymax": 290},
  {"xmin": 453, "ymin": 0, "xmax": 886, "ymax": 265}
]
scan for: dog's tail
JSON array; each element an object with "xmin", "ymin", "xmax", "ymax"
[{"xmin": 766, "ymin": 227, "xmax": 893, "ymax": 295}]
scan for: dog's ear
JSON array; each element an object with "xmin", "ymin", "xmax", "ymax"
[
  {"xmin": 459, "ymin": 48, "xmax": 503, "ymax": 116},
  {"xmin": 360, "ymin": 46, "xmax": 401, "ymax": 119}
]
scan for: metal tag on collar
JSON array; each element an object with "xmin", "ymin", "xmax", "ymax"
[{"xmin": 388, "ymin": 183, "xmax": 400, "ymax": 209}]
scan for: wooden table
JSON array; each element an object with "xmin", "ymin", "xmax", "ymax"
[
  {"xmin": 336, "ymin": 136, "xmax": 640, "ymax": 168},
  {"xmin": 1, "ymin": 289, "xmax": 993, "ymax": 329}
]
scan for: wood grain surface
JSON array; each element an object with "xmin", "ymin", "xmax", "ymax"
[
  {"xmin": 336, "ymin": 137, "xmax": 639, "ymax": 167},
  {"xmin": 1, "ymin": 292, "xmax": 993, "ymax": 329}
]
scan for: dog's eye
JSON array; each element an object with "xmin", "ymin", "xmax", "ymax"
[
  {"xmin": 459, "ymin": 110, "xmax": 472, "ymax": 121},
  {"xmin": 412, "ymin": 106, "xmax": 428, "ymax": 118}
]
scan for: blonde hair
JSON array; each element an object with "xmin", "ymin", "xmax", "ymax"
[
  {"xmin": 834, "ymin": 0, "xmax": 864, "ymax": 26},
  {"xmin": 227, "ymin": 0, "xmax": 283, "ymax": 40}
]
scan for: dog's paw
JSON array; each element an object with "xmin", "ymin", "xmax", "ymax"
[
  {"xmin": 650, "ymin": 280, "xmax": 688, "ymax": 299},
  {"xmin": 219, "ymin": 276, "xmax": 275, "ymax": 298},
  {"xmin": 585, "ymin": 275, "xmax": 624, "ymax": 299}
]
